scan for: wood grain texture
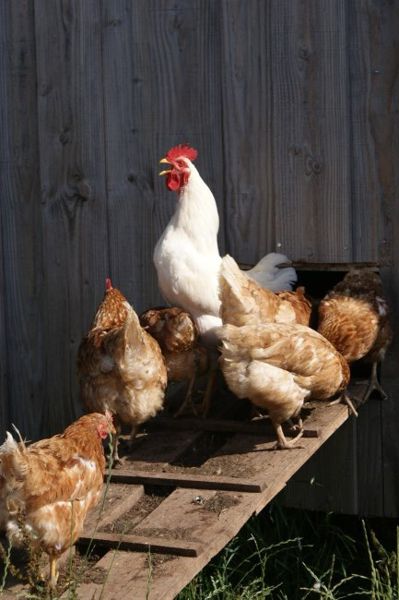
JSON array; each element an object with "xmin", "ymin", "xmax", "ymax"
[
  {"xmin": 0, "ymin": 1, "xmax": 43, "ymax": 438},
  {"xmin": 363, "ymin": 0, "xmax": 399, "ymax": 517},
  {"xmin": 220, "ymin": 0, "xmax": 275, "ymax": 262},
  {"xmin": 101, "ymin": 0, "xmax": 225, "ymax": 312},
  {"xmin": 0, "ymin": 0, "xmax": 398, "ymax": 517},
  {"xmin": 271, "ymin": 0, "xmax": 352, "ymax": 262},
  {"xmin": 34, "ymin": 0, "xmax": 110, "ymax": 434}
]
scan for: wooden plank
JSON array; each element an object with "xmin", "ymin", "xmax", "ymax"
[
  {"xmin": 83, "ymin": 484, "xmax": 144, "ymax": 535},
  {"xmin": 349, "ymin": 0, "xmax": 399, "ymax": 517},
  {"xmin": 65, "ymin": 403, "xmax": 351, "ymax": 599},
  {"xmin": 34, "ymin": 0, "xmax": 110, "ymax": 434},
  {"xmin": 271, "ymin": 0, "xmax": 352, "ymax": 262},
  {"xmin": 199, "ymin": 403, "xmax": 349, "ymax": 483},
  {"xmin": 118, "ymin": 430, "xmax": 202, "ymax": 471},
  {"xmin": 220, "ymin": 0, "xmax": 275, "ymax": 260},
  {"xmin": 0, "ymin": 0, "xmax": 43, "ymax": 439},
  {"xmin": 347, "ymin": 2, "xmax": 380, "ymax": 262},
  {"xmin": 365, "ymin": 0, "xmax": 399, "ymax": 517},
  {"xmin": 109, "ymin": 469, "xmax": 265, "ymax": 493},
  {"xmin": 78, "ymin": 531, "xmax": 201, "ymax": 557},
  {"xmin": 100, "ymin": 0, "xmax": 225, "ymax": 311},
  {"xmin": 147, "ymin": 416, "xmax": 320, "ymax": 437}
]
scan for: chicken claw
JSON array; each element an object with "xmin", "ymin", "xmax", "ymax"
[
  {"xmin": 356, "ymin": 361, "xmax": 389, "ymax": 404},
  {"xmin": 273, "ymin": 423, "xmax": 303, "ymax": 450}
]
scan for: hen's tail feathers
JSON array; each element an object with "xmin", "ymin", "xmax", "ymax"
[
  {"xmin": 246, "ymin": 253, "xmax": 297, "ymax": 291},
  {"xmin": 220, "ymin": 255, "xmax": 248, "ymax": 297},
  {"xmin": 219, "ymin": 255, "xmax": 252, "ymax": 315}
]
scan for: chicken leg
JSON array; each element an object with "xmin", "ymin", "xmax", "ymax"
[
  {"xmin": 273, "ymin": 423, "xmax": 303, "ymax": 450},
  {"xmin": 49, "ymin": 556, "xmax": 59, "ymax": 589},
  {"xmin": 173, "ymin": 372, "xmax": 198, "ymax": 417}
]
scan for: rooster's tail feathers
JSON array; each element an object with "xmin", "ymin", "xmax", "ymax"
[{"xmin": 247, "ymin": 253, "xmax": 297, "ymax": 291}]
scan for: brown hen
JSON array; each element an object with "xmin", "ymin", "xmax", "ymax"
[
  {"xmin": 217, "ymin": 323, "xmax": 350, "ymax": 449},
  {"xmin": 78, "ymin": 279, "xmax": 167, "ymax": 462},
  {"xmin": 219, "ymin": 255, "xmax": 311, "ymax": 327},
  {"xmin": 0, "ymin": 412, "xmax": 114, "ymax": 588},
  {"xmin": 139, "ymin": 307, "xmax": 209, "ymax": 416},
  {"xmin": 318, "ymin": 269, "xmax": 392, "ymax": 403}
]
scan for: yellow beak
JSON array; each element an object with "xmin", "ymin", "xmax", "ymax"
[{"xmin": 159, "ymin": 157, "xmax": 171, "ymax": 176}]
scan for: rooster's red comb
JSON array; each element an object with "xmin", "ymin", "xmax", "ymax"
[{"xmin": 166, "ymin": 144, "xmax": 198, "ymax": 163}]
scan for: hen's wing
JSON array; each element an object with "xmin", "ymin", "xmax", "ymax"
[
  {"xmin": 276, "ymin": 287, "xmax": 312, "ymax": 326},
  {"xmin": 318, "ymin": 295, "xmax": 379, "ymax": 362}
]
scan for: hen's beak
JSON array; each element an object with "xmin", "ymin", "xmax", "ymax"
[{"xmin": 159, "ymin": 157, "xmax": 171, "ymax": 176}]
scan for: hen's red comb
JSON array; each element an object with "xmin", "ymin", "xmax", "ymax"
[
  {"xmin": 166, "ymin": 144, "xmax": 198, "ymax": 163},
  {"xmin": 105, "ymin": 277, "xmax": 113, "ymax": 291}
]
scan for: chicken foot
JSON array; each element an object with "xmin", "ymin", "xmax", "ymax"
[
  {"xmin": 355, "ymin": 361, "xmax": 388, "ymax": 404},
  {"xmin": 328, "ymin": 394, "xmax": 359, "ymax": 417},
  {"xmin": 273, "ymin": 423, "xmax": 303, "ymax": 450}
]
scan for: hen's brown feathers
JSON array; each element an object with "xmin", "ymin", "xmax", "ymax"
[
  {"xmin": 78, "ymin": 284, "xmax": 167, "ymax": 429},
  {"xmin": 139, "ymin": 307, "xmax": 208, "ymax": 383},
  {"xmin": 139, "ymin": 307, "xmax": 198, "ymax": 353},
  {"xmin": 318, "ymin": 269, "xmax": 392, "ymax": 364},
  {"xmin": 219, "ymin": 255, "xmax": 311, "ymax": 327}
]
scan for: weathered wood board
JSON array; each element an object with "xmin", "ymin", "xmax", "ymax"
[{"xmin": 0, "ymin": 0, "xmax": 398, "ymax": 523}]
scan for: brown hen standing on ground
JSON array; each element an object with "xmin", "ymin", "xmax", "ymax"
[
  {"xmin": 77, "ymin": 279, "xmax": 167, "ymax": 462},
  {"xmin": 139, "ymin": 307, "xmax": 209, "ymax": 416},
  {"xmin": 217, "ymin": 323, "xmax": 350, "ymax": 449},
  {"xmin": 0, "ymin": 412, "xmax": 114, "ymax": 589},
  {"xmin": 318, "ymin": 269, "xmax": 392, "ymax": 404},
  {"xmin": 220, "ymin": 255, "xmax": 312, "ymax": 327}
]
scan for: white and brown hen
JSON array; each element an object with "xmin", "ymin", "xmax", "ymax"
[
  {"xmin": 0, "ymin": 412, "xmax": 114, "ymax": 588},
  {"xmin": 77, "ymin": 279, "xmax": 167, "ymax": 462},
  {"xmin": 217, "ymin": 323, "xmax": 350, "ymax": 449}
]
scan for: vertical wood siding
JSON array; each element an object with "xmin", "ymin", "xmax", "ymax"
[{"xmin": 0, "ymin": 0, "xmax": 398, "ymax": 516}]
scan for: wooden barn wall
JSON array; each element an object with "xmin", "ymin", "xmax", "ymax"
[{"xmin": 0, "ymin": 0, "xmax": 398, "ymax": 516}]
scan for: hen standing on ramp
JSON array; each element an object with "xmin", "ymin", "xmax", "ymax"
[
  {"xmin": 217, "ymin": 324, "xmax": 350, "ymax": 449},
  {"xmin": 78, "ymin": 279, "xmax": 167, "ymax": 462},
  {"xmin": 318, "ymin": 269, "xmax": 392, "ymax": 404},
  {"xmin": 0, "ymin": 412, "xmax": 114, "ymax": 588}
]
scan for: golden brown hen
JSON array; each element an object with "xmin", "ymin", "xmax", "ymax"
[
  {"xmin": 77, "ymin": 279, "xmax": 167, "ymax": 462},
  {"xmin": 0, "ymin": 412, "xmax": 114, "ymax": 588},
  {"xmin": 139, "ymin": 307, "xmax": 209, "ymax": 416},
  {"xmin": 217, "ymin": 323, "xmax": 350, "ymax": 449},
  {"xmin": 318, "ymin": 269, "xmax": 392, "ymax": 403},
  {"xmin": 219, "ymin": 255, "xmax": 311, "ymax": 327}
]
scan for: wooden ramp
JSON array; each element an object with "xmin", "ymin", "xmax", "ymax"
[{"xmin": 59, "ymin": 400, "xmax": 351, "ymax": 600}]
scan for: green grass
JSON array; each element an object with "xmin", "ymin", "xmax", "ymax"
[
  {"xmin": 1, "ymin": 503, "xmax": 398, "ymax": 599},
  {"xmin": 177, "ymin": 504, "xmax": 399, "ymax": 600}
]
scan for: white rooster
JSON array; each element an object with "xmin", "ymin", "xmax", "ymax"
[{"xmin": 154, "ymin": 144, "xmax": 296, "ymax": 343}]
